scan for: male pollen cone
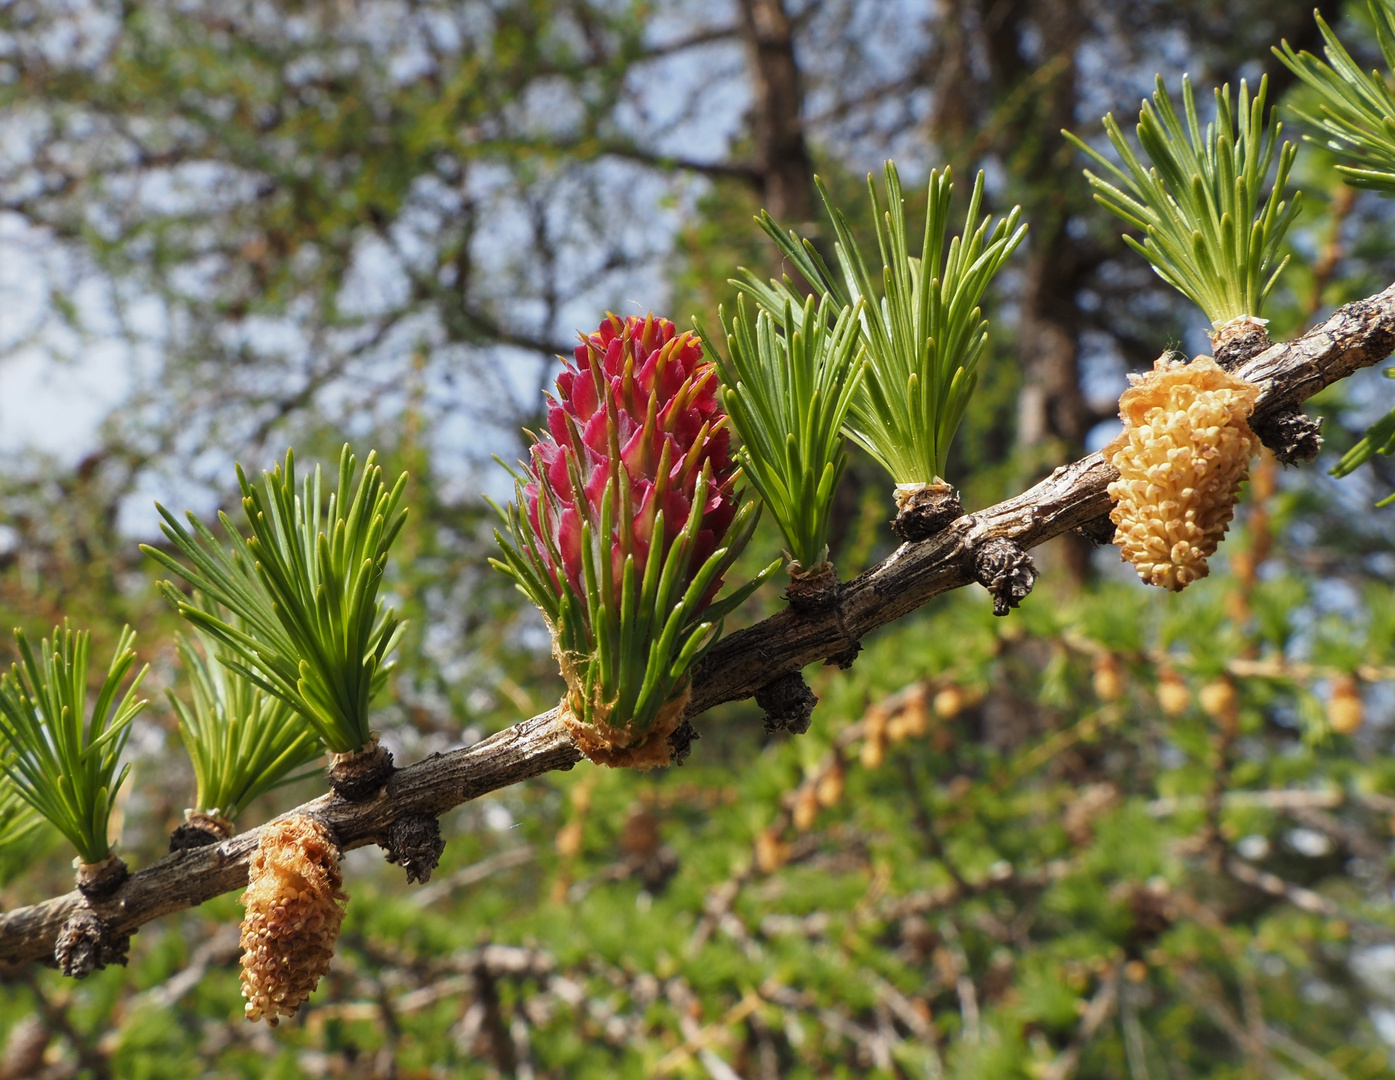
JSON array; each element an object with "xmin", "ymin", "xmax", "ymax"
[
  {"xmin": 1106, "ymin": 355, "xmax": 1260, "ymax": 592},
  {"xmin": 524, "ymin": 313, "xmax": 738, "ymax": 607},
  {"xmin": 239, "ymin": 815, "xmax": 347, "ymax": 1025}
]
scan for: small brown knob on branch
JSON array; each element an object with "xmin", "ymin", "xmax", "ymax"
[
  {"xmin": 1208, "ymin": 318, "xmax": 1321, "ymax": 464},
  {"xmin": 54, "ymin": 909, "xmax": 129, "ymax": 979},
  {"xmin": 383, "ymin": 814, "xmax": 446, "ymax": 885},
  {"xmin": 892, "ymin": 484, "xmax": 964, "ymax": 542},
  {"xmin": 74, "ymin": 855, "xmax": 128, "ymax": 901},
  {"xmin": 1250, "ymin": 406, "xmax": 1323, "ymax": 465},
  {"xmin": 666, "ymin": 720, "xmax": 700, "ymax": 765},
  {"xmin": 784, "ymin": 563, "xmax": 839, "ymax": 614},
  {"xmin": 169, "ymin": 809, "xmax": 235, "ymax": 853},
  {"xmin": 327, "ymin": 735, "xmax": 395, "ymax": 802},
  {"xmin": 823, "ymin": 643, "xmax": 861, "ymax": 670},
  {"xmin": 754, "ymin": 671, "xmax": 818, "ymax": 735},
  {"xmin": 973, "ymin": 538, "xmax": 1038, "ymax": 616},
  {"xmin": 1073, "ymin": 514, "xmax": 1116, "ymax": 547},
  {"xmin": 1210, "ymin": 316, "xmax": 1271, "ymax": 371}
]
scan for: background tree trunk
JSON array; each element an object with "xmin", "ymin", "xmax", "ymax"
[{"xmin": 738, "ymin": 0, "xmax": 817, "ymax": 226}]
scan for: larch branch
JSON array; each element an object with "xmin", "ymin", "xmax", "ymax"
[{"xmin": 2, "ymin": 282, "xmax": 1394, "ymax": 969}]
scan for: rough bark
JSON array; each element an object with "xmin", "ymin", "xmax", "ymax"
[{"xmin": 1, "ymin": 282, "xmax": 1393, "ymax": 969}]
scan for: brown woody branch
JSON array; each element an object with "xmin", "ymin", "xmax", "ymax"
[{"xmin": 2, "ymin": 283, "xmax": 1394, "ymax": 969}]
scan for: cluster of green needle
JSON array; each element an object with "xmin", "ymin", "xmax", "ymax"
[
  {"xmin": 0, "ymin": 624, "xmax": 146, "ymax": 864},
  {"xmin": 735, "ymin": 164, "xmax": 1025, "ymax": 487},
  {"xmin": 1065, "ymin": 75, "xmax": 1300, "ymax": 326},
  {"xmin": 145, "ymin": 445, "xmax": 407, "ymax": 755}
]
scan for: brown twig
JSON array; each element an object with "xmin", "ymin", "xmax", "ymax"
[
  {"xmin": 2, "ymin": 283, "xmax": 1394, "ymax": 969},
  {"xmin": 1223, "ymin": 857, "xmax": 1342, "ymax": 918},
  {"xmin": 1040, "ymin": 965, "xmax": 1121, "ymax": 1080}
]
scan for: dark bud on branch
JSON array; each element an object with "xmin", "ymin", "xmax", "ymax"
[
  {"xmin": 1205, "ymin": 316, "xmax": 1322, "ymax": 460},
  {"xmin": 1251, "ymin": 406, "xmax": 1323, "ymax": 464},
  {"xmin": 1210, "ymin": 317, "xmax": 1271, "ymax": 372},
  {"xmin": 666, "ymin": 721, "xmax": 700, "ymax": 765},
  {"xmin": 824, "ymin": 642, "xmax": 861, "ymax": 670},
  {"xmin": 892, "ymin": 485, "xmax": 963, "ymax": 542},
  {"xmin": 169, "ymin": 810, "xmax": 234, "ymax": 853},
  {"xmin": 327, "ymin": 737, "xmax": 395, "ymax": 803},
  {"xmin": 974, "ymin": 538, "xmax": 1039, "ymax": 616},
  {"xmin": 383, "ymin": 814, "xmax": 445, "ymax": 885},
  {"xmin": 784, "ymin": 563, "xmax": 839, "ymax": 614},
  {"xmin": 54, "ymin": 910, "xmax": 128, "ymax": 979},
  {"xmin": 1074, "ymin": 515, "xmax": 1117, "ymax": 547},
  {"xmin": 755, "ymin": 672, "xmax": 818, "ymax": 735},
  {"xmin": 74, "ymin": 855, "xmax": 128, "ymax": 901},
  {"xmin": 1207, "ymin": 320, "xmax": 1322, "ymax": 465}
]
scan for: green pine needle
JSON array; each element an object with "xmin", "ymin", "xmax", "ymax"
[
  {"xmin": 709, "ymin": 293, "xmax": 867, "ymax": 572},
  {"xmin": 1064, "ymin": 74, "xmax": 1301, "ymax": 326},
  {"xmin": 0, "ymin": 772, "xmax": 53, "ymax": 889},
  {"xmin": 170, "ymin": 596, "xmax": 324, "ymax": 822},
  {"xmin": 1276, "ymin": 0, "xmax": 1395, "ymax": 195},
  {"xmin": 1286, "ymin": 3, "xmax": 1395, "ymax": 501},
  {"xmin": 0, "ymin": 771, "xmax": 42, "ymax": 880},
  {"xmin": 1329, "ymin": 368, "xmax": 1395, "ymax": 503},
  {"xmin": 736, "ymin": 162, "xmax": 1025, "ymax": 485},
  {"xmin": 0, "ymin": 776, "xmax": 38, "ymax": 852},
  {"xmin": 0, "ymin": 623, "xmax": 147, "ymax": 865},
  {"xmin": 143, "ymin": 444, "xmax": 408, "ymax": 755}
]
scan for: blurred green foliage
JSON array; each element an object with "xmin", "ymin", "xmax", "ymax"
[{"xmin": 2, "ymin": 1, "xmax": 1395, "ymax": 1078}]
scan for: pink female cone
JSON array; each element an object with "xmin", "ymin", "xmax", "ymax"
[
  {"xmin": 518, "ymin": 313, "xmax": 743, "ymax": 766},
  {"xmin": 526, "ymin": 314, "xmax": 737, "ymax": 602}
]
